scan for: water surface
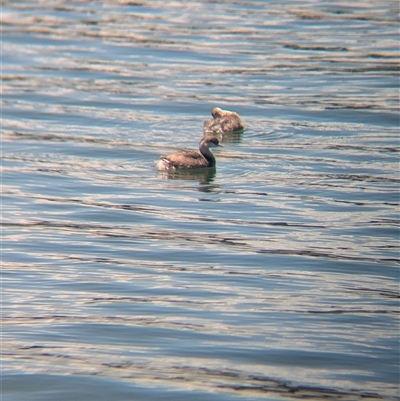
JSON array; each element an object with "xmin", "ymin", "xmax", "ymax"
[{"xmin": 2, "ymin": 1, "xmax": 399, "ymax": 400}]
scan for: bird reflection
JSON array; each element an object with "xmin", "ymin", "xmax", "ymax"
[
  {"xmin": 215, "ymin": 129, "xmax": 243, "ymax": 145},
  {"xmin": 158, "ymin": 166, "xmax": 216, "ymax": 185}
]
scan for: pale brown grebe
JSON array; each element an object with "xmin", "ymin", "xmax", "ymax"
[
  {"xmin": 203, "ymin": 107, "xmax": 244, "ymax": 135},
  {"xmin": 157, "ymin": 137, "xmax": 221, "ymax": 170}
]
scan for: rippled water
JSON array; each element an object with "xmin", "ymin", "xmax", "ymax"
[{"xmin": 2, "ymin": 1, "xmax": 399, "ymax": 400}]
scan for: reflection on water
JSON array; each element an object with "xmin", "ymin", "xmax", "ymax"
[
  {"xmin": 2, "ymin": 0, "xmax": 399, "ymax": 400},
  {"xmin": 214, "ymin": 129, "xmax": 244, "ymax": 145},
  {"xmin": 158, "ymin": 166, "xmax": 217, "ymax": 186}
]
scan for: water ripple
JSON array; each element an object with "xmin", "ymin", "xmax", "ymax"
[{"xmin": 3, "ymin": 1, "xmax": 399, "ymax": 400}]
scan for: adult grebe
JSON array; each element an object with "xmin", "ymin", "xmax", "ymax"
[
  {"xmin": 203, "ymin": 107, "xmax": 244, "ymax": 135},
  {"xmin": 157, "ymin": 137, "xmax": 221, "ymax": 170}
]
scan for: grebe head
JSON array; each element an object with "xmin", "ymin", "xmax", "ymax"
[
  {"xmin": 211, "ymin": 107, "xmax": 224, "ymax": 119},
  {"xmin": 201, "ymin": 136, "xmax": 222, "ymax": 148}
]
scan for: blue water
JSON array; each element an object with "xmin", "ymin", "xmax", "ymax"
[{"xmin": 2, "ymin": 1, "xmax": 399, "ymax": 400}]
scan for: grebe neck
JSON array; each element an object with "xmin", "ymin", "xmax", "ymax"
[{"xmin": 200, "ymin": 146, "xmax": 216, "ymax": 167}]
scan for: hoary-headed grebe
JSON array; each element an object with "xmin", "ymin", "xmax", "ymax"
[
  {"xmin": 157, "ymin": 137, "xmax": 221, "ymax": 170},
  {"xmin": 203, "ymin": 107, "xmax": 244, "ymax": 135}
]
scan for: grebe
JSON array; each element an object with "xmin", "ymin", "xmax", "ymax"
[
  {"xmin": 157, "ymin": 137, "xmax": 221, "ymax": 170},
  {"xmin": 203, "ymin": 107, "xmax": 244, "ymax": 135}
]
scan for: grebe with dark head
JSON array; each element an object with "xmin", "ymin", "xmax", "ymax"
[
  {"xmin": 203, "ymin": 107, "xmax": 244, "ymax": 135},
  {"xmin": 157, "ymin": 136, "xmax": 221, "ymax": 171}
]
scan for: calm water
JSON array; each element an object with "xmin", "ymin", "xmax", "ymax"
[{"xmin": 2, "ymin": 1, "xmax": 399, "ymax": 400}]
